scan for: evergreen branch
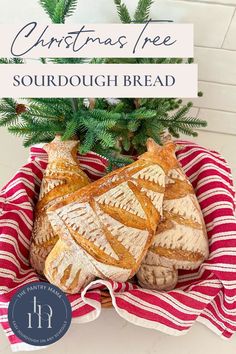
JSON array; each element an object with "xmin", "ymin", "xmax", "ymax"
[
  {"xmin": 40, "ymin": 58, "xmax": 47, "ymax": 64},
  {"xmin": 160, "ymin": 116, "xmax": 207, "ymax": 128},
  {"xmin": 90, "ymin": 58, "xmax": 105, "ymax": 64},
  {"xmin": 121, "ymin": 134, "xmax": 131, "ymax": 151},
  {"xmin": 29, "ymin": 98, "xmax": 72, "ymax": 109},
  {"xmin": 0, "ymin": 58, "xmax": 24, "ymax": 64},
  {"xmin": 28, "ymin": 98, "xmax": 73, "ymax": 117},
  {"xmin": 39, "ymin": 0, "xmax": 78, "ymax": 23},
  {"xmin": 95, "ymin": 146, "xmax": 133, "ymax": 171},
  {"xmin": 106, "ymin": 154, "xmax": 133, "ymax": 171},
  {"xmin": 168, "ymin": 127, "xmax": 180, "ymax": 138},
  {"xmin": 132, "ymin": 127, "xmax": 148, "ymax": 146},
  {"xmin": 172, "ymin": 103, "xmax": 192, "ymax": 121},
  {"xmin": 114, "ymin": 0, "xmax": 132, "ymax": 23},
  {"xmin": 22, "ymin": 112, "xmax": 62, "ymax": 121},
  {"xmin": 146, "ymin": 121, "xmax": 164, "ymax": 144},
  {"xmin": 134, "ymin": 0, "xmax": 153, "ymax": 23},
  {"xmin": 0, "ymin": 98, "xmax": 18, "ymax": 127},
  {"xmin": 62, "ymin": 114, "xmax": 78, "ymax": 140},
  {"xmin": 9, "ymin": 120, "xmax": 64, "ymax": 137},
  {"xmin": 53, "ymin": 0, "xmax": 66, "ymax": 23},
  {"xmin": 79, "ymin": 131, "xmax": 96, "ymax": 154},
  {"xmin": 129, "ymin": 108, "xmax": 156, "ymax": 119},
  {"xmin": 23, "ymin": 132, "xmax": 54, "ymax": 147},
  {"xmin": 0, "ymin": 98, "xmax": 17, "ymax": 110},
  {"xmin": 89, "ymin": 109, "xmax": 121, "ymax": 124},
  {"xmin": 64, "ymin": 0, "xmax": 78, "ymax": 18},
  {"xmin": 8, "ymin": 123, "xmax": 31, "ymax": 136},
  {"xmin": 39, "ymin": 0, "xmax": 57, "ymax": 21},
  {"xmin": 127, "ymin": 119, "xmax": 140, "ymax": 132},
  {"xmin": 0, "ymin": 58, "xmax": 10, "ymax": 64},
  {"xmin": 97, "ymin": 130, "xmax": 116, "ymax": 148},
  {"xmin": 51, "ymin": 58, "xmax": 86, "ymax": 64},
  {"xmin": 172, "ymin": 125, "xmax": 198, "ymax": 137},
  {"xmin": 0, "ymin": 114, "xmax": 18, "ymax": 127},
  {"xmin": 70, "ymin": 98, "xmax": 79, "ymax": 113}
]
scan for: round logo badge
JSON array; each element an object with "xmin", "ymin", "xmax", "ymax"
[{"xmin": 8, "ymin": 282, "xmax": 72, "ymax": 346}]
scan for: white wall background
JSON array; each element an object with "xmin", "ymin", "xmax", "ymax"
[{"xmin": 0, "ymin": 1, "xmax": 236, "ymax": 353}]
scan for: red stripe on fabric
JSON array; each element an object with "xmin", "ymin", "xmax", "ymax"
[
  {"xmin": 123, "ymin": 289, "xmax": 202, "ymax": 320},
  {"xmin": 72, "ymin": 304, "xmax": 96, "ymax": 318},
  {"xmin": 115, "ymin": 297, "xmax": 189, "ymax": 331}
]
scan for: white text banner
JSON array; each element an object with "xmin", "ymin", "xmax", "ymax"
[
  {"xmin": 0, "ymin": 64, "xmax": 198, "ymax": 98},
  {"xmin": 0, "ymin": 22, "xmax": 193, "ymax": 58}
]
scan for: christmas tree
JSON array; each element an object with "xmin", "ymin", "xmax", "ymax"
[{"xmin": 0, "ymin": 0, "xmax": 206, "ymax": 169}]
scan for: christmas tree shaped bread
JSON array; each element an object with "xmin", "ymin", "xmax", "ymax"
[
  {"xmin": 30, "ymin": 136, "xmax": 90, "ymax": 274},
  {"xmin": 44, "ymin": 139, "xmax": 177, "ymax": 294},
  {"xmin": 137, "ymin": 140, "xmax": 209, "ymax": 291}
]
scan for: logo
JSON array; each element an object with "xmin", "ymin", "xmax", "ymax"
[
  {"xmin": 27, "ymin": 296, "xmax": 53, "ymax": 329},
  {"xmin": 8, "ymin": 283, "xmax": 72, "ymax": 346}
]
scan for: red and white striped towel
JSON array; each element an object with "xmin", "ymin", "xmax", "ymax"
[{"xmin": 0, "ymin": 141, "xmax": 236, "ymax": 352}]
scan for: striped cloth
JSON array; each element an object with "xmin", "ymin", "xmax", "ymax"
[{"xmin": 0, "ymin": 140, "xmax": 236, "ymax": 352}]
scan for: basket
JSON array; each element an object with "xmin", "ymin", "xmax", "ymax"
[{"xmin": 0, "ymin": 140, "xmax": 236, "ymax": 352}]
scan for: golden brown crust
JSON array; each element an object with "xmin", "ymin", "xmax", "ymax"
[
  {"xmin": 36, "ymin": 172, "xmax": 88, "ymax": 211},
  {"xmin": 48, "ymin": 139, "xmax": 175, "ymax": 213},
  {"xmin": 128, "ymin": 181, "xmax": 161, "ymax": 232},
  {"xmin": 163, "ymin": 211, "xmax": 203, "ymax": 230},
  {"xmin": 68, "ymin": 225, "xmax": 137, "ymax": 270},
  {"xmin": 44, "ymin": 139, "xmax": 172, "ymax": 293},
  {"xmin": 164, "ymin": 179, "xmax": 194, "ymax": 200},
  {"xmin": 97, "ymin": 203, "xmax": 148, "ymax": 230},
  {"xmin": 142, "ymin": 139, "xmax": 179, "ymax": 173},
  {"xmin": 48, "ymin": 160, "xmax": 155, "ymax": 211},
  {"xmin": 136, "ymin": 178, "xmax": 165, "ymax": 193},
  {"xmin": 30, "ymin": 137, "xmax": 90, "ymax": 274},
  {"xmin": 137, "ymin": 142, "xmax": 209, "ymax": 291},
  {"xmin": 44, "ymin": 238, "xmax": 96, "ymax": 294},
  {"xmin": 150, "ymin": 246, "xmax": 204, "ymax": 263}
]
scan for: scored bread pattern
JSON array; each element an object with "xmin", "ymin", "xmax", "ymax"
[
  {"xmin": 137, "ymin": 150, "xmax": 209, "ymax": 291},
  {"xmin": 29, "ymin": 136, "xmax": 90, "ymax": 274},
  {"xmin": 137, "ymin": 250, "xmax": 178, "ymax": 291},
  {"xmin": 44, "ymin": 139, "xmax": 177, "ymax": 294}
]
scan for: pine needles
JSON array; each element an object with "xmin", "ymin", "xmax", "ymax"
[
  {"xmin": 114, "ymin": 0, "xmax": 131, "ymax": 23},
  {"xmin": 114, "ymin": 0, "xmax": 154, "ymax": 23},
  {"xmin": 134, "ymin": 0, "xmax": 154, "ymax": 23},
  {"xmin": 0, "ymin": 98, "xmax": 19, "ymax": 127},
  {"xmin": 0, "ymin": 95, "xmax": 207, "ymax": 169},
  {"xmin": 0, "ymin": 58, "xmax": 24, "ymax": 64},
  {"xmin": 39, "ymin": 0, "xmax": 78, "ymax": 23}
]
